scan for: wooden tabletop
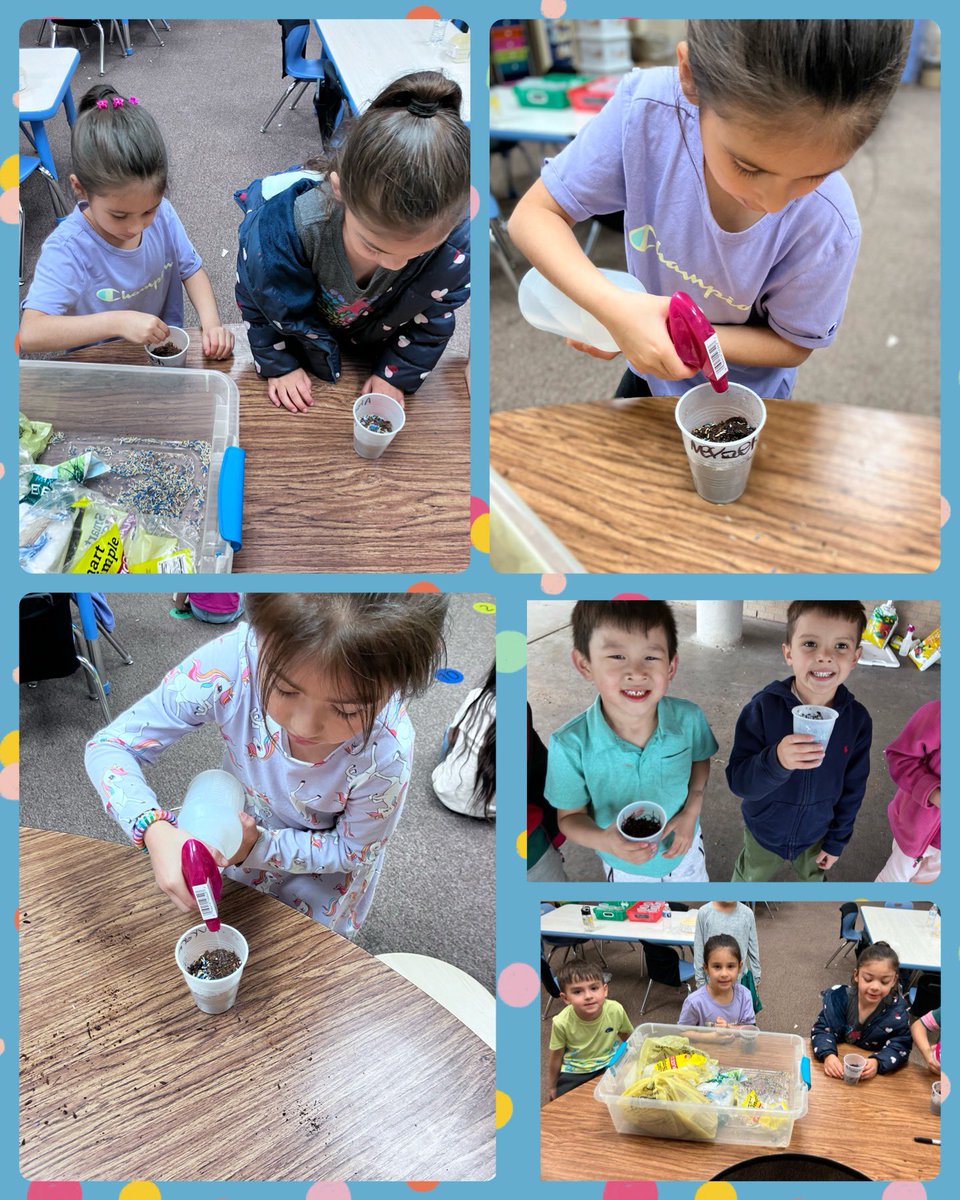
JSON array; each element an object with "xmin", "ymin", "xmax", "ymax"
[
  {"xmin": 490, "ymin": 396, "xmax": 939, "ymax": 573},
  {"xmin": 20, "ymin": 828, "xmax": 494, "ymax": 1181},
  {"xmin": 61, "ymin": 325, "xmax": 470, "ymax": 573},
  {"xmin": 541, "ymin": 1039, "xmax": 939, "ymax": 1181}
]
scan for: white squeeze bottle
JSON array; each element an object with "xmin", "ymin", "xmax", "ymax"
[
  {"xmin": 517, "ymin": 268, "xmax": 646, "ymax": 352},
  {"xmin": 178, "ymin": 769, "xmax": 245, "ymax": 859}
]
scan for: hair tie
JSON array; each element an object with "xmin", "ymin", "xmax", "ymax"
[
  {"xmin": 407, "ymin": 98, "xmax": 440, "ymax": 118},
  {"xmin": 96, "ymin": 98, "xmax": 108, "ymax": 109},
  {"xmin": 112, "ymin": 96, "xmax": 124, "ymax": 108}
]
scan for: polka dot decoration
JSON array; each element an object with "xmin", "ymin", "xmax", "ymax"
[
  {"xmin": 306, "ymin": 1182, "xmax": 351, "ymax": 1200},
  {"xmin": 612, "ymin": 593, "xmax": 649, "ymax": 601},
  {"xmin": 406, "ymin": 581, "xmax": 441, "ymax": 593},
  {"xmin": 495, "ymin": 1089, "xmax": 513, "ymax": 1128},
  {"xmin": 470, "ymin": 496, "xmax": 489, "ymax": 523},
  {"xmin": 540, "ymin": 573, "xmax": 566, "ymax": 595},
  {"xmin": 603, "ymin": 1184, "xmax": 658, "ymax": 1200},
  {"xmin": 516, "ymin": 829, "xmax": 527, "ymax": 858},
  {"xmin": 882, "ymin": 1184, "xmax": 926, "ymax": 1200},
  {"xmin": 940, "ymin": 1070, "xmax": 950, "ymax": 1101},
  {"xmin": 470, "ymin": 512, "xmax": 490, "ymax": 554},
  {"xmin": 12, "ymin": 666, "xmax": 19, "ymax": 683},
  {"xmin": 406, "ymin": 1185, "xmax": 438, "ymax": 1194},
  {"xmin": 119, "ymin": 1184, "xmax": 161, "ymax": 1200},
  {"xmin": 405, "ymin": 5, "xmax": 441, "ymax": 16},
  {"xmin": 435, "ymin": 668, "xmax": 464, "ymax": 684},
  {"xmin": 0, "ymin": 728, "xmax": 19, "ymax": 800},
  {"xmin": 540, "ymin": 0, "xmax": 568, "ymax": 17},
  {"xmin": 694, "ymin": 1183, "xmax": 737, "ymax": 1200},
  {"xmin": 14, "ymin": 907, "xmax": 19, "ymax": 930},
  {"xmin": 0, "ymin": 729, "xmax": 18, "ymax": 764},
  {"xmin": 469, "ymin": 185, "xmax": 480, "ymax": 219},
  {"xmin": 473, "ymin": 600, "xmax": 496, "ymax": 614},
  {"xmin": 0, "ymin": 1037, "xmax": 4, "ymax": 1054},
  {"xmin": 498, "ymin": 962, "xmax": 540, "ymax": 1006},
  {"xmin": 27, "ymin": 1185, "xmax": 83, "ymax": 1200},
  {"xmin": 941, "ymin": 496, "xmax": 950, "ymax": 526},
  {"xmin": 495, "ymin": 630, "xmax": 526, "ymax": 672},
  {"xmin": 0, "ymin": 153, "xmax": 17, "ymax": 190}
]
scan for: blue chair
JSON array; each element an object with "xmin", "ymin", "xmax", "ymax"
[
  {"xmin": 261, "ymin": 21, "xmax": 327, "ymax": 134},
  {"xmin": 638, "ymin": 941, "xmax": 694, "ymax": 1016},
  {"xmin": 884, "ymin": 900, "xmax": 914, "ymax": 909},
  {"xmin": 19, "ymin": 155, "xmax": 70, "ymax": 286},
  {"xmin": 824, "ymin": 902, "xmax": 862, "ymax": 967}
]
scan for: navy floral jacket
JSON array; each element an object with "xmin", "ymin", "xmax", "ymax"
[{"xmin": 811, "ymin": 983, "xmax": 912, "ymax": 1074}]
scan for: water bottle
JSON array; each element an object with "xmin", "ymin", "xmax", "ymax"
[
  {"xmin": 581, "ymin": 905, "xmax": 596, "ymax": 931},
  {"xmin": 178, "ymin": 769, "xmax": 245, "ymax": 859},
  {"xmin": 928, "ymin": 904, "xmax": 939, "ymax": 928},
  {"xmin": 517, "ymin": 267, "xmax": 646, "ymax": 353},
  {"xmin": 662, "ymin": 902, "xmax": 672, "ymax": 919},
  {"xmin": 429, "ymin": 19, "xmax": 446, "ymax": 46}
]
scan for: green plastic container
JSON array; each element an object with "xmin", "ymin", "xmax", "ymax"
[
  {"xmin": 513, "ymin": 74, "xmax": 592, "ymax": 109},
  {"xmin": 592, "ymin": 903, "xmax": 628, "ymax": 922}
]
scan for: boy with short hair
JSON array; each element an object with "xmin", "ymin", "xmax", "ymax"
[
  {"xmin": 727, "ymin": 601, "xmax": 872, "ymax": 882},
  {"xmin": 547, "ymin": 961, "xmax": 632, "ymax": 1101},
  {"xmin": 546, "ymin": 601, "xmax": 719, "ymax": 882}
]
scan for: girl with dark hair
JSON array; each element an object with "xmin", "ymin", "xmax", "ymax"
[
  {"xmin": 85, "ymin": 593, "xmax": 448, "ymax": 935},
  {"xmin": 812, "ymin": 940, "xmax": 912, "ymax": 1078},
  {"xmin": 235, "ymin": 70, "xmax": 470, "ymax": 414},
  {"xmin": 678, "ymin": 934, "xmax": 756, "ymax": 1027},
  {"xmin": 432, "ymin": 662, "xmax": 495, "ymax": 818},
  {"xmin": 20, "ymin": 84, "xmax": 233, "ymax": 357},
  {"xmin": 509, "ymin": 20, "xmax": 910, "ymax": 401}
]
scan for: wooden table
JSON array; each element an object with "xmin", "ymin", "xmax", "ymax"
[
  {"xmin": 542, "ymin": 903, "xmax": 697, "ymax": 946},
  {"xmin": 490, "ymin": 396, "xmax": 939, "ymax": 573},
  {"xmin": 541, "ymin": 1039, "xmax": 939, "ymax": 1180},
  {"xmin": 61, "ymin": 324, "xmax": 470, "ymax": 572},
  {"xmin": 20, "ymin": 828, "xmax": 494, "ymax": 1181},
  {"xmin": 860, "ymin": 905, "xmax": 941, "ymax": 972}
]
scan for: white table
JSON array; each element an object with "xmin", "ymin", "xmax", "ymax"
[
  {"xmin": 314, "ymin": 20, "xmax": 470, "ymax": 121},
  {"xmin": 860, "ymin": 905, "xmax": 941, "ymax": 972},
  {"xmin": 490, "ymin": 82, "xmax": 595, "ymax": 143},
  {"xmin": 19, "ymin": 48, "xmax": 80, "ymax": 178},
  {"xmin": 541, "ymin": 903, "xmax": 697, "ymax": 946}
]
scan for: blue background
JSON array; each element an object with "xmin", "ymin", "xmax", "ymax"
[{"xmin": 5, "ymin": 4, "xmax": 954, "ymax": 1200}]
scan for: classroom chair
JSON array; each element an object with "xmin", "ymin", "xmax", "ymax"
[
  {"xmin": 262, "ymin": 20, "xmax": 343, "ymax": 139},
  {"xmin": 884, "ymin": 900, "xmax": 914, "ymax": 909},
  {"xmin": 638, "ymin": 940, "xmax": 694, "ymax": 1016},
  {"xmin": 824, "ymin": 902, "xmax": 862, "ymax": 968},
  {"xmin": 19, "ymin": 154, "xmax": 70, "ymax": 286}
]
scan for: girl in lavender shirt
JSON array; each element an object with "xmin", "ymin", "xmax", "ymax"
[
  {"xmin": 510, "ymin": 21, "xmax": 910, "ymax": 401},
  {"xmin": 679, "ymin": 934, "xmax": 756, "ymax": 1027}
]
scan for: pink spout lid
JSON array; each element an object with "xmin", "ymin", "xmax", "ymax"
[
  {"xmin": 667, "ymin": 291, "xmax": 729, "ymax": 392},
  {"xmin": 181, "ymin": 838, "xmax": 222, "ymax": 932}
]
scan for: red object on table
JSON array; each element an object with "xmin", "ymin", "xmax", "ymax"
[
  {"xmin": 567, "ymin": 75, "xmax": 620, "ymax": 111},
  {"xmin": 626, "ymin": 901, "xmax": 666, "ymax": 922}
]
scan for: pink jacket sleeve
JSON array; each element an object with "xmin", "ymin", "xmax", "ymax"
[{"xmin": 884, "ymin": 700, "xmax": 940, "ymax": 855}]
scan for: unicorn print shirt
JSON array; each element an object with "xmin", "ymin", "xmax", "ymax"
[
  {"xmin": 23, "ymin": 197, "xmax": 201, "ymax": 327},
  {"xmin": 84, "ymin": 623, "xmax": 413, "ymax": 936}
]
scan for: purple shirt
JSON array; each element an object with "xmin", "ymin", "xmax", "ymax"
[
  {"xmin": 542, "ymin": 67, "xmax": 861, "ymax": 399},
  {"xmin": 23, "ymin": 197, "xmax": 201, "ymax": 327},
  {"xmin": 678, "ymin": 983, "xmax": 756, "ymax": 1027}
]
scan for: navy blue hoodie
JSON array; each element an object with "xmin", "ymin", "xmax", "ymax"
[
  {"xmin": 811, "ymin": 983, "xmax": 912, "ymax": 1074},
  {"xmin": 726, "ymin": 678, "xmax": 872, "ymax": 860}
]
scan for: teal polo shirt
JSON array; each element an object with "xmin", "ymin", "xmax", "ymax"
[{"xmin": 545, "ymin": 695, "xmax": 718, "ymax": 877}]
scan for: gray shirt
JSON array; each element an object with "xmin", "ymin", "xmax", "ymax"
[{"xmin": 693, "ymin": 902, "xmax": 761, "ymax": 988}]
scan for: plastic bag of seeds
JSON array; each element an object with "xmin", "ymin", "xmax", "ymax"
[
  {"xmin": 19, "ymin": 452, "xmax": 109, "ymax": 506},
  {"xmin": 19, "ymin": 412, "xmax": 54, "ymax": 461},
  {"xmin": 19, "ymin": 482, "xmax": 82, "ymax": 573}
]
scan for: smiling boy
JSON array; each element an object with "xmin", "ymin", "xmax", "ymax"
[
  {"xmin": 545, "ymin": 601, "xmax": 718, "ymax": 882},
  {"xmin": 727, "ymin": 601, "xmax": 872, "ymax": 881},
  {"xmin": 547, "ymin": 961, "xmax": 633, "ymax": 1101}
]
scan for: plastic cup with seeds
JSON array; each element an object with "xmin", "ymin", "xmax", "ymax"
[
  {"xmin": 675, "ymin": 382, "xmax": 767, "ymax": 504},
  {"xmin": 145, "ymin": 326, "xmax": 189, "ymax": 368},
  {"xmin": 842, "ymin": 1052, "xmax": 866, "ymax": 1084},
  {"xmin": 615, "ymin": 801, "xmax": 668, "ymax": 846},
  {"xmin": 792, "ymin": 705, "xmax": 839, "ymax": 757},
  {"xmin": 175, "ymin": 922, "xmax": 248, "ymax": 1014},
  {"xmin": 353, "ymin": 393, "xmax": 405, "ymax": 459}
]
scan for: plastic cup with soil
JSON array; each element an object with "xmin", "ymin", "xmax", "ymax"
[
  {"xmin": 174, "ymin": 922, "xmax": 248, "ymax": 1014},
  {"xmin": 615, "ymin": 801, "xmax": 668, "ymax": 847},
  {"xmin": 842, "ymin": 1052, "xmax": 866, "ymax": 1084},
  {"xmin": 353, "ymin": 393, "xmax": 406, "ymax": 459},
  {"xmin": 675, "ymin": 382, "xmax": 767, "ymax": 504},
  {"xmin": 739, "ymin": 1025, "xmax": 759, "ymax": 1052},
  {"xmin": 145, "ymin": 325, "xmax": 189, "ymax": 368},
  {"xmin": 792, "ymin": 705, "xmax": 839, "ymax": 756},
  {"xmin": 932, "ymin": 1080, "xmax": 942, "ymax": 1115}
]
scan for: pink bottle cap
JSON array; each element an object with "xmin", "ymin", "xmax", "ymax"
[
  {"xmin": 181, "ymin": 838, "xmax": 223, "ymax": 932},
  {"xmin": 667, "ymin": 291, "xmax": 729, "ymax": 392}
]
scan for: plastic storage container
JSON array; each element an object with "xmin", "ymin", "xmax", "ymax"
[
  {"xmin": 19, "ymin": 360, "xmax": 241, "ymax": 573},
  {"xmin": 625, "ymin": 901, "xmax": 666, "ymax": 922},
  {"xmin": 489, "ymin": 470, "xmax": 585, "ymax": 573},
  {"xmin": 595, "ymin": 1022, "xmax": 810, "ymax": 1148},
  {"xmin": 576, "ymin": 33, "xmax": 633, "ymax": 75}
]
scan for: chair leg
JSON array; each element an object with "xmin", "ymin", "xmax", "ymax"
[
  {"xmin": 261, "ymin": 82, "xmax": 298, "ymax": 133},
  {"xmin": 19, "ymin": 201, "xmax": 25, "ymax": 287},
  {"xmin": 824, "ymin": 941, "xmax": 846, "ymax": 968},
  {"xmin": 290, "ymin": 80, "xmax": 311, "ymax": 111},
  {"xmin": 36, "ymin": 19, "xmax": 47, "ymax": 45},
  {"xmin": 146, "ymin": 19, "xmax": 165, "ymax": 47},
  {"xmin": 160, "ymin": 20, "xmax": 172, "ymax": 31},
  {"xmin": 38, "ymin": 165, "xmax": 70, "ymax": 219},
  {"xmin": 97, "ymin": 622, "xmax": 134, "ymax": 666},
  {"xmin": 639, "ymin": 977, "xmax": 654, "ymax": 1017},
  {"xmin": 75, "ymin": 653, "xmax": 112, "ymax": 724},
  {"xmin": 490, "ymin": 223, "xmax": 520, "ymax": 291},
  {"xmin": 94, "ymin": 20, "xmax": 105, "ymax": 76}
]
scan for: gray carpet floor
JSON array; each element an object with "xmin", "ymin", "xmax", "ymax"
[
  {"xmin": 529, "ymin": 602, "xmax": 940, "ymax": 882},
  {"xmin": 19, "ymin": 18, "xmax": 468, "ymax": 360},
  {"xmin": 539, "ymin": 899, "xmax": 938, "ymax": 1107},
  {"xmin": 492, "ymin": 81, "xmax": 939, "ymax": 414},
  {"xmin": 19, "ymin": 591, "xmax": 495, "ymax": 990}
]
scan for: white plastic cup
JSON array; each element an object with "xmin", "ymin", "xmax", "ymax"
[
  {"xmin": 353, "ymin": 394, "xmax": 406, "ymax": 459},
  {"xmin": 615, "ymin": 801, "xmax": 668, "ymax": 845},
  {"xmin": 740, "ymin": 1026, "xmax": 759, "ymax": 1052},
  {"xmin": 932, "ymin": 1080, "xmax": 942, "ymax": 1115},
  {"xmin": 145, "ymin": 325, "xmax": 189, "ymax": 367},
  {"xmin": 175, "ymin": 922, "xmax": 249, "ymax": 1014},
  {"xmin": 178, "ymin": 769, "xmax": 246, "ymax": 859},
  {"xmin": 675, "ymin": 382, "xmax": 767, "ymax": 504},
  {"xmin": 792, "ymin": 705, "xmax": 839, "ymax": 755},
  {"xmin": 517, "ymin": 267, "xmax": 646, "ymax": 353},
  {"xmin": 843, "ymin": 1052, "xmax": 866, "ymax": 1084}
]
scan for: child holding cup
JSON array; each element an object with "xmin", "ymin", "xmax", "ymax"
[
  {"xmin": 812, "ymin": 941, "xmax": 912, "ymax": 1080},
  {"xmin": 545, "ymin": 601, "xmax": 718, "ymax": 882},
  {"xmin": 727, "ymin": 601, "xmax": 872, "ymax": 881}
]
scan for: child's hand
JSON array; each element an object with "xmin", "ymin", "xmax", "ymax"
[
  {"xmin": 565, "ymin": 338, "xmax": 621, "ymax": 360},
  {"xmin": 926, "ymin": 1050, "xmax": 941, "ymax": 1074},
  {"xmin": 660, "ymin": 808, "xmax": 697, "ymax": 859},
  {"xmin": 822, "ymin": 1054, "xmax": 844, "ymax": 1079},
  {"xmin": 202, "ymin": 325, "xmax": 235, "ymax": 360},
  {"xmin": 776, "ymin": 734, "xmax": 826, "ymax": 770},
  {"xmin": 715, "ymin": 1017, "xmax": 729, "ymax": 1027},
  {"xmin": 548, "ymin": 1087, "xmax": 558, "ymax": 1102},
  {"xmin": 115, "ymin": 311, "xmax": 170, "ymax": 346},
  {"xmin": 601, "ymin": 292, "xmax": 698, "ymax": 381},
  {"xmin": 815, "ymin": 849, "xmax": 839, "ymax": 871},
  {"xmin": 267, "ymin": 368, "xmax": 313, "ymax": 413},
  {"xmin": 361, "ymin": 374, "xmax": 406, "ymax": 408},
  {"xmin": 602, "ymin": 823, "xmax": 659, "ymax": 864},
  {"xmin": 860, "ymin": 1057, "xmax": 878, "ymax": 1081},
  {"xmin": 929, "ymin": 787, "xmax": 941, "ymax": 809},
  {"xmin": 142, "ymin": 818, "xmax": 200, "ymax": 913},
  {"xmin": 212, "ymin": 812, "xmax": 261, "ymax": 869}
]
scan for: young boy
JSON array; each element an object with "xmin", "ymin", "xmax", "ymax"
[
  {"xmin": 547, "ymin": 961, "xmax": 632, "ymax": 1101},
  {"xmin": 727, "ymin": 601, "xmax": 872, "ymax": 882},
  {"xmin": 545, "ymin": 601, "xmax": 718, "ymax": 882},
  {"xmin": 693, "ymin": 901, "xmax": 761, "ymax": 991}
]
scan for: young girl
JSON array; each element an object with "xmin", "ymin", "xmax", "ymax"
[
  {"xmin": 20, "ymin": 84, "xmax": 234, "ymax": 357},
  {"xmin": 911, "ymin": 1006, "xmax": 941, "ymax": 1075},
  {"xmin": 875, "ymin": 700, "xmax": 940, "ymax": 883},
  {"xmin": 84, "ymin": 593, "xmax": 448, "ymax": 935},
  {"xmin": 509, "ymin": 20, "xmax": 909, "ymax": 400},
  {"xmin": 678, "ymin": 934, "xmax": 756, "ymax": 1027},
  {"xmin": 431, "ymin": 662, "xmax": 495, "ymax": 818},
  {"xmin": 235, "ymin": 71, "xmax": 470, "ymax": 414},
  {"xmin": 812, "ymin": 941, "xmax": 912, "ymax": 1078}
]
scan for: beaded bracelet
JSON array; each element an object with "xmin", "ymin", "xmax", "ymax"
[{"xmin": 131, "ymin": 808, "xmax": 178, "ymax": 852}]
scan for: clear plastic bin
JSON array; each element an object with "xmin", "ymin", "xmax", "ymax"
[
  {"xmin": 20, "ymin": 360, "xmax": 241, "ymax": 573},
  {"xmin": 595, "ymin": 1023, "xmax": 810, "ymax": 1148},
  {"xmin": 490, "ymin": 470, "xmax": 585, "ymax": 573}
]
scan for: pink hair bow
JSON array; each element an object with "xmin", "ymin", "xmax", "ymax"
[
  {"xmin": 112, "ymin": 96, "xmax": 124, "ymax": 108},
  {"xmin": 95, "ymin": 99, "xmax": 108, "ymax": 109}
]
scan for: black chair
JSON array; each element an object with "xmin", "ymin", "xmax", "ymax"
[
  {"xmin": 638, "ymin": 940, "xmax": 694, "ymax": 1016},
  {"xmin": 824, "ymin": 902, "xmax": 863, "ymax": 968},
  {"xmin": 909, "ymin": 972, "xmax": 941, "ymax": 1018}
]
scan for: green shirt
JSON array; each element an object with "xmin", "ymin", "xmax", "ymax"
[
  {"xmin": 546, "ymin": 695, "xmax": 718, "ymax": 876},
  {"xmin": 550, "ymin": 999, "xmax": 633, "ymax": 1074}
]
